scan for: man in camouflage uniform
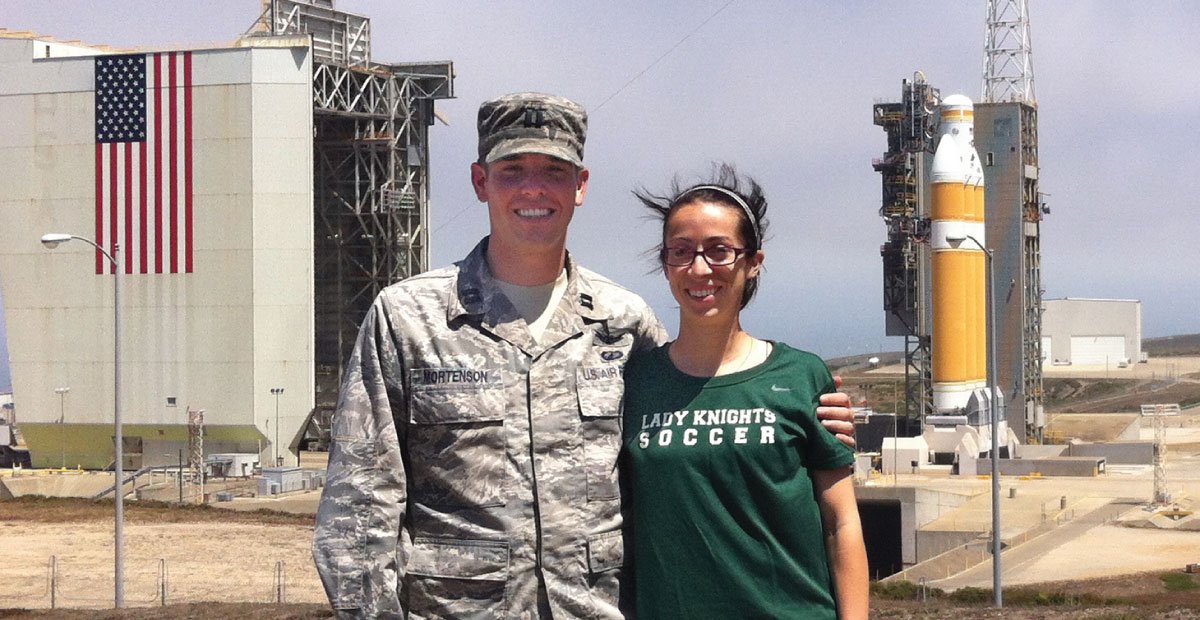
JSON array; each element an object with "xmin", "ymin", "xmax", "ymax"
[{"xmin": 313, "ymin": 92, "xmax": 855, "ymax": 619}]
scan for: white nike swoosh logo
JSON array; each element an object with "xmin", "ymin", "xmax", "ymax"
[{"xmin": 771, "ymin": 385, "xmax": 790, "ymax": 392}]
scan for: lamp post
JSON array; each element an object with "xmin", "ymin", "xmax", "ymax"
[
  {"xmin": 41, "ymin": 233, "xmax": 124, "ymax": 608},
  {"xmin": 54, "ymin": 387, "xmax": 70, "ymax": 468},
  {"xmin": 270, "ymin": 388, "xmax": 284, "ymax": 467},
  {"xmin": 947, "ymin": 232, "xmax": 1001, "ymax": 606}
]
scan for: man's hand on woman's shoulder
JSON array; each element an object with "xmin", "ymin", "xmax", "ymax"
[{"xmin": 818, "ymin": 376, "xmax": 857, "ymax": 448}]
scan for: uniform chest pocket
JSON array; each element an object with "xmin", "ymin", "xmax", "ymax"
[
  {"xmin": 408, "ymin": 368, "xmax": 508, "ymax": 508},
  {"xmin": 576, "ymin": 364, "xmax": 624, "ymax": 501}
]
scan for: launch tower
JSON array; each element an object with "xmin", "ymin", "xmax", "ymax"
[
  {"xmin": 976, "ymin": 0, "xmax": 1045, "ymax": 442},
  {"xmin": 875, "ymin": 2, "xmax": 1046, "ymax": 444},
  {"xmin": 874, "ymin": 74, "xmax": 939, "ymax": 422}
]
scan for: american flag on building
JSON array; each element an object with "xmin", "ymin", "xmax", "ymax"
[{"xmin": 94, "ymin": 52, "xmax": 193, "ymax": 275}]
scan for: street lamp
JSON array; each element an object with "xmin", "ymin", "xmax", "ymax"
[
  {"xmin": 946, "ymin": 232, "xmax": 1001, "ymax": 606},
  {"xmin": 54, "ymin": 387, "xmax": 70, "ymax": 468},
  {"xmin": 40, "ymin": 233, "xmax": 124, "ymax": 608},
  {"xmin": 270, "ymin": 388, "xmax": 284, "ymax": 467}
]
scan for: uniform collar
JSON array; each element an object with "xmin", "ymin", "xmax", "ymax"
[{"xmin": 448, "ymin": 236, "xmax": 611, "ymax": 329}]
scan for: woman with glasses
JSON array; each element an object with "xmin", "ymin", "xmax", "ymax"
[{"xmin": 622, "ymin": 165, "xmax": 868, "ymax": 619}]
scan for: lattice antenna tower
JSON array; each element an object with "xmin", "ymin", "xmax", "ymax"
[
  {"xmin": 1140, "ymin": 403, "xmax": 1180, "ymax": 505},
  {"xmin": 982, "ymin": 0, "xmax": 1036, "ymax": 104},
  {"xmin": 187, "ymin": 408, "xmax": 205, "ymax": 502}
]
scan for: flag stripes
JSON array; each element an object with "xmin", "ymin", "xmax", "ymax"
[{"xmin": 94, "ymin": 52, "xmax": 193, "ymax": 275}]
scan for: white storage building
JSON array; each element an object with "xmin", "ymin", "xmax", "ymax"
[{"xmin": 1042, "ymin": 298, "xmax": 1142, "ymax": 367}]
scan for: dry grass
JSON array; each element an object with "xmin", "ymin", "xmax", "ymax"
[
  {"xmin": 2, "ymin": 499, "xmax": 1198, "ymax": 619},
  {"xmin": 0, "ymin": 496, "xmax": 314, "ymax": 526},
  {"xmin": 0, "ymin": 603, "xmax": 332, "ymax": 619}
]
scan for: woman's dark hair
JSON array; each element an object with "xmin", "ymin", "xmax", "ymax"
[{"xmin": 634, "ymin": 163, "xmax": 769, "ymax": 309}]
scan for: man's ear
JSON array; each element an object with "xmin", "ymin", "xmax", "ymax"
[
  {"xmin": 574, "ymin": 167, "xmax": 590, "ymax": 206},
  {"xmin": 470, "ymin": 162, "xmax": 488, "ymax": 202}
]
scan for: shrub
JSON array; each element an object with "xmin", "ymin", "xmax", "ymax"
[
  {"xmin": 1160, "ymin": 572, "xmax": 1199, "ymax": 591},
  {"xmin": 947, "ymin": 586, "xmax": 990, "ymax": 604},
  {"xmin": 870, "ymin": 580, "xmax": 944, "ymax": 601}
]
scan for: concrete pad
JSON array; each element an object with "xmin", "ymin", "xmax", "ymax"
[
  {"xmin": 1046, "ymin": 413, "xmax": 1138, "ymax": 442},
  {"xmin": 998, "ymin": 524, "xmax": 1200, "ymax": 585},
  {"xmin": 1043, "ymin": 356, "xmax": 1200, "ymax": 379},
  {"xmin": 0, "ymin": 471, "xmax": 118, "ymax": 498},
  {"xmin": 215, "ymin": 489, "xmax": 320, "ymax": 515}
]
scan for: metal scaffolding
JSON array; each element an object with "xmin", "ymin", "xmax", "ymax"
[
  {"xmin": 874, "ymin": 73, "xmax": 939, "ymax": 424},
  {"xmin": 1019, "ymin": 103, "xmax": 1045, "ymax": 441},
  {"xmin": 262, "ymin": 0, "xmax": 454, "ymax": 404}
]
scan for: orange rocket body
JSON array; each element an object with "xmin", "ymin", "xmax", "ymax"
[{"xmin": 931, "ymin": 94, "xmax": 987, "ymax": 412}]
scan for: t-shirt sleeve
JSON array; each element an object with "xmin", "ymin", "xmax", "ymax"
[{"xmin": 801, "ymin": 357, "xmax": 856, "ymax": 471}]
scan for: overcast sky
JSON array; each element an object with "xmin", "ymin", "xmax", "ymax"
[{"xmin": 2, "ymin": 0, "xmax": 1198, "ymax": 391}]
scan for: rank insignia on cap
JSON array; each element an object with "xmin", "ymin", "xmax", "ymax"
[
  {"xmin": 477, "ymin": 92, "xmax": 587, "ymax": 167},
  {"xmin": 523, "ymin": 105, "xmax": 547, "ymax": 128}
]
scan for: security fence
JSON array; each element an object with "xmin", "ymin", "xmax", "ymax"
[{"xmin": 0, "ymin": 556, "xmax": 325, "ymax": 609}]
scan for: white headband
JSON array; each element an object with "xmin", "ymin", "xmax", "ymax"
[{"xmin": 675, "ymin": 184, "xmax": 760, "ymax": 244}]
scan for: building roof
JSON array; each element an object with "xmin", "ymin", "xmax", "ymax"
[{"xmin": 1045, "ymin": 297, "xmax": 1141, "ymax": 304}]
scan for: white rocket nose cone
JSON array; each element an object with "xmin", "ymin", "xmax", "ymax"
[{"xmin": 931, "ymin": 134, "xmax": 966, "ymax": 183}]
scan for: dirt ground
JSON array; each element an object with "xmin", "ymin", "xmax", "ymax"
[
  {"xmin": 3, "ymin": 500, "xmax": 1199, "ymax": 619},
  {"xmin": 1, "ymin": 575, "xmax": 1199, "ymax": 619},
  {"xmin": 0, "ymin": 499, "xmax": 324, "ymax": 611}
]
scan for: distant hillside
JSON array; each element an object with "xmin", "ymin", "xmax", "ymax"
[
  {"xmin": 825, "ymin": 351, "xmax": 905, "ymax": 373},
  {"xmin": 1143, "ymin": 333, "xmax": 1200, "ymax": 357}
]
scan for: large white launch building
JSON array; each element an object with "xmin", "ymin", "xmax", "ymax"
[{"xmin": 0, "ymin": 1, "xmax": 454, "ymax": 469}]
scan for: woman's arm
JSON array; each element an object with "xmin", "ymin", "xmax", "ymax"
[{"xmin": 813, "ymin": 466, "xmax": 868, "ymax": 620}]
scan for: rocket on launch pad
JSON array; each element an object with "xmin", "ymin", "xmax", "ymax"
[{"xmin": 931, "ymin": 94, "xmax": 990, "ymax": 414}]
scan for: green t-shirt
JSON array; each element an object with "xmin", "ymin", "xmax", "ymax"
[{"xmin": 622, "ymin": 342, "xmax": 855, "ymax": 620}]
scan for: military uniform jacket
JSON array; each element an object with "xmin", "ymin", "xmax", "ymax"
[{"xmin": 313, "ymin": 237, "xmax": 666, "ymax": 620}]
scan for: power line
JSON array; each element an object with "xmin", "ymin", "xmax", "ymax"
[
  {"xmin": 593, "ymin": 0, "xmax": 735, "ymax": 112},
  {"xmin": 432, "ymin": 0, "xmax": 736, "ymax": 235}
]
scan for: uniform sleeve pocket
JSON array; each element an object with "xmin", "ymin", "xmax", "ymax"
[
  {"xmin": 586, "ymin": 530, "xmax": 625, "ymax": 574},
  {"xmin": 407, "ymin": 537, "xmax": 510, "ymax": 581}
]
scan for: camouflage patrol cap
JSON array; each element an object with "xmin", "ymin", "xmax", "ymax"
[{"xmin": 477, "ymin": 93, "xmax": 587, "ymax": 167}]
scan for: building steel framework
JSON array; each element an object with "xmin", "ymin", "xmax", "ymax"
[
  {"xmin": 264, "ymin": 0, "xmax": 453, "ymax": 403},
  {"xmin": 874, "ymin": 74, "xmax": 939, "ymax": 423},
  {"xmin": 983, "ymin": 0, "xmax": 1044, "ymax": 441}
]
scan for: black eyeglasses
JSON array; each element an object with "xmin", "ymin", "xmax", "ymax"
[{"xmin": 660, "ymin": 245, "xmax": 748, "ymax": 267}]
